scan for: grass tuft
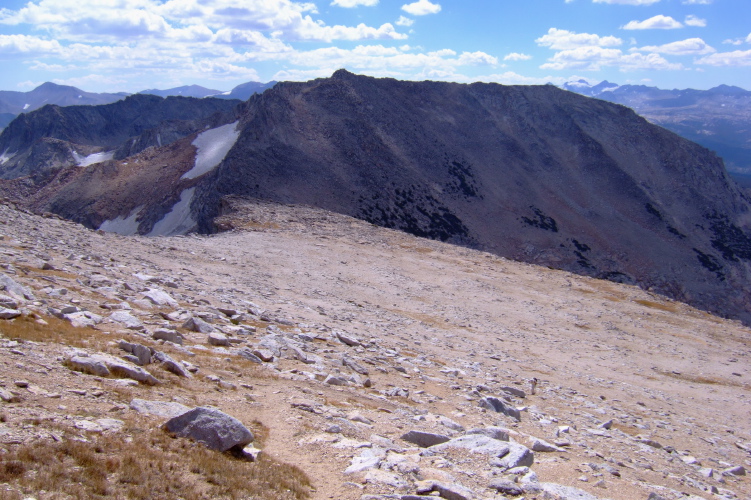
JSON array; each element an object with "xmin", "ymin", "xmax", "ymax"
[
  {"xmin": 0, "ymin": 422, "xmax": 310, "ymax": 500},
  {"xmin": 0, "ymin": 314, "xmax": 108, "ymax": 350}
]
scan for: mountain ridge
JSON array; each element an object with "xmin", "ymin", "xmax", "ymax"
[{"xmin": 2, "ymin": 70, "xmax": 751, "ymax": 327}]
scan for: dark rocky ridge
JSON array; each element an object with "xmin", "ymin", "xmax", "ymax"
[
  {"xmin": 3, "ymin": 70, "xmax": 751, "ymax": 326},
  {"xmin": 0, "ymin": 94, "xmax": 240, "ymax": 179}
]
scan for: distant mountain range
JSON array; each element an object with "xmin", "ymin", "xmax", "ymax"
[
  {"xmin": 0, "ymin": 81, "xmax": 277, "ymax": 131},
  {"xmin": 563, "ymin": 80, "xmax": 751, "ymax": 184},
  {"xmin": 137, "ymin": 81, "xmax": 276, "ymax": 101},
  {"xmin": 2, "ymin": 70, "xmax": 751, "ymax": 327}
]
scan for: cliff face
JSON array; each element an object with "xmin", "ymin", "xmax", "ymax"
[{"xmin": 3, "ymin": 70, "xmax": 751, "ymax": 325}]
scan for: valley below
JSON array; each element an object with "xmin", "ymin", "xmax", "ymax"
[{"xmin": 0, "ymin": 197, "xmax": 749, "ymax": 500}]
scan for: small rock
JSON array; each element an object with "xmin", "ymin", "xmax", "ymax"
[
  {"xmin": 401, "ymin": 430, "xmax": 451, "ymax": 448},
  {"xmin": 530, "ymin": 437, "xmax": 563, "ymax": 452},
  {"xmin": 479, "ymin": 396, "xmax": 521, "ymax": 421},
  {"xmin": 466, "ymin": 426, "xmax": 510, "ymax": 441},
  {"xmin": 0, "ymin": 308, "xmax": 21, "ymax": 319},
  {"xmin": 242, "ymin": 444, "xmax": 262, "ymax": 462},
  {"xmin": 252, "ymin": 349, "xmax": 274, "ymax": 362},
  {"xmin": 500, "ymin": 386, "xmax": 526, "ymax": 398},
  {"xmin": 110, "ymin": 311, "xmax": 144, "ymax": 330},
  {"xmin": 152, "ymin": 329, "xmax": 184, "ymax": 345},
  {"xmin": 237, "ymin": 348, "xmax": 263, "ymax": 364},
  {"xmin": 491, "ymin": 442, "xmax": 534, "ymax": 470},
  {"xmin": 130, "ymin": 398, "xmax": 190, "ymax": 418},
  {"xmin": 722, "ymin": 465, "xmax": 746, "ymax": 476},
  {"xmin": 207, "ymin": 332, "xmax": 229, "ymax": 346},
  {"xmin": 0, "ymin": 388, "xmax": 21, "ymax": 403},
  {"xmin": 142, "ymin": 288, "xmax": 178, "ymax": 308},
  {"xmin": 118, "ymin": 340, "xmax": 152, "ymax": 366},
  {"xmin": 183, "ymin": 316, "xmax": 215, "ymax": 333},
  {"xmin": 68, "ymin": 355, "xmax": 110, "ymax": 377},
  {"xmin": 324, "ymin": 374, "xmax": 348, "ymax": 386},
  {"xmin": 344, "ymin": 455, "xmax": 381, "ymax": 474},
  {"xmin": 335, "ymin": 331, "xmax": 361, "ymax": 347},
  {"xmin": 488, "ymin": 479, "xmax": 524, "ymax": 496}
]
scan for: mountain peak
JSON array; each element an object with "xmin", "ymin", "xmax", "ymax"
[{"xmin": 331, "ymin": 69, "xmax": 356, "ymax": 80}]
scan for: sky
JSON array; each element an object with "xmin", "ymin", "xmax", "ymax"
[{"xmin": 0, "ymin": 0, "xmax": 749, "ymax": 93}]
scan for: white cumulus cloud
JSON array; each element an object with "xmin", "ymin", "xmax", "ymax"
[
  {"xmin": 682, "ymin": 0, "xmax": 712, "ymax": 4},
  {"xmin": 401, "ymin": 0, "xmax": 441, "ymax": 16},
  {"xmin": 696, "ymin": 50, "xmax": 751, "ymax": 67},
  {"xmin": 684, "ymin": 15, "xmax": 706, "ymax": 27},
  {"xmin": 504, "ymin": 52, "xmax": 532, "ymax": 61},
  {"xmin": 622, "ymin": 15, "xmax": 683, "ymax": 30},
  {"xmin": 541, "ymin": 46, "xmax": 682, "ymax": 71},
  {"xmin": 536, "ymin": 28, "xmax": 622, "ymax": 50},
  {"xmin": 633, "ymin": 38, "xmax": 714, "ymax": 55},
  {"xmin": 395, "ymin": 15, "xmax": 414, "ymax": 27}
]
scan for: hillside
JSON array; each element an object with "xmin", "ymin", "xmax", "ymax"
[
  {"xmin": 0, "ymin": 197, "xmax": 749, "ymax": 500},
  {"xmin": 4, "ymin": 70, "xmax": 751, "ymax": 328}
]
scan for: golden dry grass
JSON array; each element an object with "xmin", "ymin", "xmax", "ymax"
[
  {"xmin": 0, "ymin": 423, "xmax": 310, "ymax": 500},
  {"xmin": 0, "ymin": 314, "xmax": 108, "ymax": 350},
  {"xmin": 634, "ymin": 299, "xmax": 679, "ymax": 313},
  {"xmin": 656, "ymin": 369, "xmax": 751, "ymax": 389}
]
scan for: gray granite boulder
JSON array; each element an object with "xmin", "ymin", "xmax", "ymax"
[{"xmin": 163, "ymin": 406, "xmax": 254, "ymax": 452}]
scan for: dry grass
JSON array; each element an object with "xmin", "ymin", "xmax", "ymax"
[
  {"xmin": 0, "ymin": 314, "xmax": 108, "ymax": 350},
  {"xmin": 611, "ymin": 422, "xmax": 641, "ymax": 437},
  {"xmin": 634, "ymin": 299, "xmax": 679, "ymax": 313},
  {"xmin": 656, "ymin": 369, "xmax": 751, "ymax": 389},
  {"xmin": 0, "ymin": 423, "xmax": 310, "ymax": 500}
]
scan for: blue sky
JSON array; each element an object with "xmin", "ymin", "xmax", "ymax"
[{"xmin": 0, "ymin": 0, "xmax": 748, "ymax": 93}]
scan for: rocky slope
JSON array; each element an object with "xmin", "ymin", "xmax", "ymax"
[
  {"xmin": 4, "ymin": 70, "xmax": 751, "ymax": 328},
  {"xmin": 563, "ymin": 81, "xmax": 751, "ymax": 176},
  {"xmin": 0, "ymin": 197, "xmax": 749, "ymax": 500},
  {"xmin": 0, "ymin": 94, "xmax": 241, "ymax": 179}
]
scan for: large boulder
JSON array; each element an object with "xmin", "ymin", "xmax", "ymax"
[{"xmin": 163, "ymin": 406, "xmax": 254, "ymax": 452}]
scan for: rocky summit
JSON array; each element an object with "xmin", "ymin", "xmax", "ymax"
[
  {"xmin": 2, "ymin": 71, "xmax": 751, "ymax": 327},
  {"xmin": 0, "ymin": 197, "xmax": 749, "ymax": 500}
]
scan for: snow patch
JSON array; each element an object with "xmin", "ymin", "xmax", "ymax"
[
  {"xmin": 22, "ymin": 103, "xmax": 29, "ymax": 110},
  {"xmin": 73, "ymin": 151, "xmax": 115, "ymax": 167},
  {"xmin": 0, "ymin": 149, "xmax": 16, "ymax": 165},
  {"xmin": 148, "ymin": 188, "xmax": 196, "ymax": 236},
  {"xmin": 98, "ymin": 206, "xmax": 143, "ymax": 235},
  {"xmin": 157, "ymin": 133, "xmax": 162, "ymax": 147},
  {"xmin": 181, "ymin": 121, "xmax": 240, "ymax": 180}
]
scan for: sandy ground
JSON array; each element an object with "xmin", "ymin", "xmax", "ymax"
[{"xmin": 0, "ymin": 198, "xmax": 749, "ymax": 500}]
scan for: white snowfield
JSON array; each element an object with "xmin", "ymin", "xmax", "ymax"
[
  {"xmin": 73, "ymin": 151, "xmax": 114, "ymax": 167},
  {"xmin": 148, "ymin": 187, "xmax": 196, "ymax": 236},
  {"xmin": 98, "ymin": 206, "xmax": 143, "ymax": 236},
  {"xmin": 0, "ymin": 149, "xmax": 15, "ymax": 165},
  {"xmin": 181, "ymin": 121, "xmax": 240, "ymax": 180}
]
